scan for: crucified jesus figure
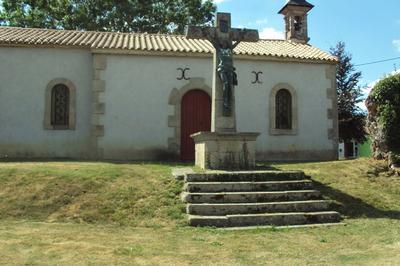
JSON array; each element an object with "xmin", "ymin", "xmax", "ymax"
[
  {"xmin": 216, "ymin": 40, "xmax": 240, "ymax": 116},
  {"xmin": 186, "ymin": 12, "xmax": 259, "ymax": 117}
]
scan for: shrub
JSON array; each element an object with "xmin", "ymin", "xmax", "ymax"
[{"xmin": 367, "ymin": 73, "xmax": 400, "ymax": 165}]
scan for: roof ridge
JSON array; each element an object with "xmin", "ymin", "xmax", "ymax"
[
  {"xmin": 0, "ymin": 26, "xmax": 186, "ymax": 38},
  {"xmin": 0, "ymin": 26, "xmax": 338, "ymax": 63},
  {"xmin": 258, "ymin": 38, "xmax": 287, "ymax": 42},
  {"xmin": 0, "ymin": 26, "xmax": 314, "ymax": 44}
]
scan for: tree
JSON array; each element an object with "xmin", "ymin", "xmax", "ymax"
[
  {"xmin": 330, "ymin": 41, "xmax": 367, "ymax": 144},
  {"xmin": 0, "ymin": 0, "xmax": 216, "ymax": 34}
]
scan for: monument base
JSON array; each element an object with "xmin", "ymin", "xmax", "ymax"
[{"xmin": 191, "ymin": 132, "xmax": 260, "ymax": 170}]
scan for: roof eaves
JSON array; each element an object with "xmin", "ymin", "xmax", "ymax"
[{"xmin": 278, "ymin": 0, "xmax": 314, "ymax": 14}]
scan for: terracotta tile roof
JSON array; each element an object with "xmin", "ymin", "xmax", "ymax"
[{"xmin": 0, "ymin": 26, "xmax": 337, "ymax": 63}]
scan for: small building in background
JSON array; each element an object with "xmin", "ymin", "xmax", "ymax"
[{"xmin": 339, "ymin": 138, "xmax": 372, "ymax": 159}]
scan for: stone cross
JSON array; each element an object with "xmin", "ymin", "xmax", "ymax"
[{"xmin": 186, "ymin": 13, "xmax": 259, "ymax": 133}]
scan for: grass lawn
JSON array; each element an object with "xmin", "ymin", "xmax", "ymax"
[{"xmin": 0, "ymin": 159, "xmax": 399, "ymax": 265}]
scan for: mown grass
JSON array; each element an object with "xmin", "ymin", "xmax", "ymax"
[
  {"xmin": 1, "ymin": 219, "xmax": 399, "ymax": 265},
  {"xmin": 0, "ymin": 161, "xmax": 185, "ymax": 227},
  {"xmin": 0, "ymin": 158, "xmax": 399, "ymax": 265}
]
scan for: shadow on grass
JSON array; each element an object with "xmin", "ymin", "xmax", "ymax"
[{"xmin": 312, "ymin": 180, "xmax": 400, "ymax": 220}]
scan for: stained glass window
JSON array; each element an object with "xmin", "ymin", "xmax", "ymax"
[
  {"xmin": 51, "ymin": 84, "xmax": 69, "ymax": 128},
  {"xmin": 275, "ymin": 89, "xmax": 292, "ymax": 130}
]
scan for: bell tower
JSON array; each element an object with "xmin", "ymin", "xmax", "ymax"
[{"xmin": 279, "ymin": 0, "xmax": 314, "ymax": 44}]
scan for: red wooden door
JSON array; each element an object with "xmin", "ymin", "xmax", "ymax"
[{"xmin": 181, "ymin": 90, "xmax": 211, "ymax": 161}]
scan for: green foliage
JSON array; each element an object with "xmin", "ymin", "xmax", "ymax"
[
  {"xmin": 0, "ymin": 0, "xmax": 216, "ymax": 34},
  {"xmin": 330, "ymin": 41, "xmax": 367, "ymax": 143},
  {"xmin": 371, "ymin": 73, "xmax": 400, "ymax": 154}
]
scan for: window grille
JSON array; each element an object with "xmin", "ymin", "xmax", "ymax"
[
  {"xmin": 275, "ymin": 89, "xmax": 292, "ymax": 130},
  {"xmin": 51, "ymin": 84, "xmax": 69, "ymax": 127}
]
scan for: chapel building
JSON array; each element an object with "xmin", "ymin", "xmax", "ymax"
[{"xmin": 0, "ymin": 0, "xmax": 339, "ymax": 161}]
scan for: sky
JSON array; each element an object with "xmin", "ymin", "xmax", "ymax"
[{"xmin": 213, "ymin": 0, "xmax": 400, "ymax": 91}]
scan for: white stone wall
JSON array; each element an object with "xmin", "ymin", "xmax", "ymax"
[
  {"xmin": 100, "ymin": 55, "xmax": 213, "ymax": 159},
  {"xmin": 0, "ymin": 47, "xmax": 336, "ymax": 161},
  {"xmin": 0, "ymin": 47, "xmax": 92, "ymax": 158},
  {"xmin": 234, "ymin": 59, "xmax": 335, "ymax": 160},
  {"xmin": 101, "ymin": 53, "xmax": 336, "ymax": 161}
]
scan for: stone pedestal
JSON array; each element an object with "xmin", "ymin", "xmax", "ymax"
[{"xmin": 191, "ymin": 132, "xmax": 259, "ymax": 170}]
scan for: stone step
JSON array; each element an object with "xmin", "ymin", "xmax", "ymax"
[
  {"xmin": 184, "ymin": 180, "xmax": 313, "ymax": 193},
  {"xmin": 187, "ymin": 200, "xmax": 329, "ymax": 216},
  {"xmin": 185, "ymin": 171, "xmax": 306, "ymax": 182},
  {"xmin": 182, "ymin": 190, "xmax": 321, "ymax": 204},
  {"xmin": 188, "ymin": 211, "xmax": 341, "ymax": 227}
]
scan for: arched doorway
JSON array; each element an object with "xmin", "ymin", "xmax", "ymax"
[{"xmin": 181, "ymin": 89, "xmax": 211, "ymax": 161}]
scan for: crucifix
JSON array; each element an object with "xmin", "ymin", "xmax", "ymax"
[{"xmin": 186, "ymin": 12, "xmax": 259, "ymax": 133}]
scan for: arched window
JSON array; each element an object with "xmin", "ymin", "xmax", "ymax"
[
  {"xmin": 44, "ymin": 78, "xmax": 76, "ymax": 130},
  {"xmin": 275, "ymin": 89, "xmax": 292, "ymax": 130},
  {"xmin": 51, "ymin": 84, "xmax": 70, "ymax": 127},
  {"xmin": 270, "ymin": 83, "xmax": 298, "ymax": 135}
]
